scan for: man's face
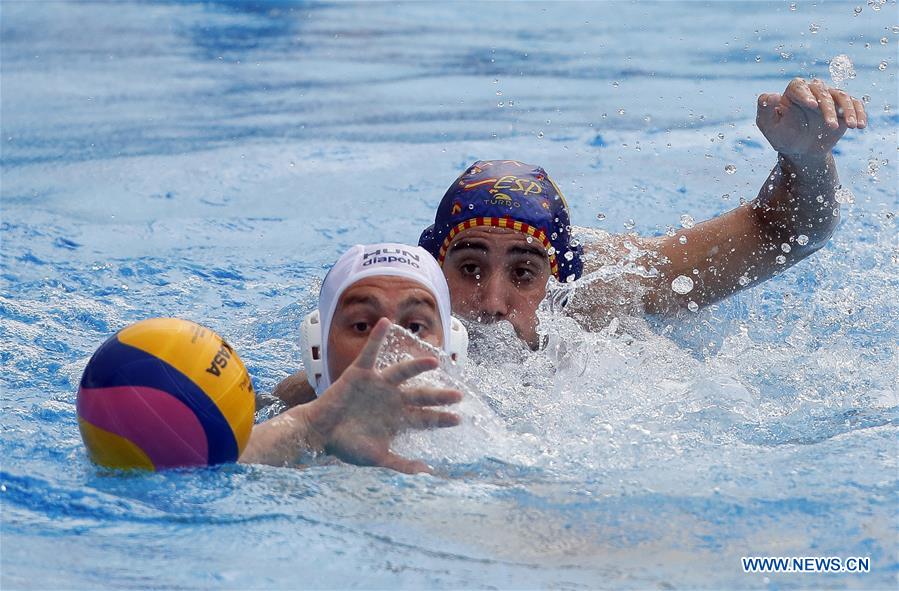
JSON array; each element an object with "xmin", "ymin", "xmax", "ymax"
[
  {"xmin": 441, "ymin": 227, "xmax": 551, "ymax": 348},
  {"xmin": 327, "ymin": 276, "xmax": 444, "ymax": 382}
]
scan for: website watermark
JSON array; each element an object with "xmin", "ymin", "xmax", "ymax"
[{"xmin": 742, "ymin": 556, "xmax": 871, "ymax": 574}]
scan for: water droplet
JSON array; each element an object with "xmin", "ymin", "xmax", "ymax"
[
  {"xmin": 721, "ymin": 193, "xmax": 730, "ymax": 200},
  {"xmin": 596, "ymin": 212, "xmax": 606, "ymax": 221},
  {"xmin": 809, "ymin": 23, "xmax": 820, "ymax": 34},
  {"xmin": 617, "ymin": 108, "xmax": 626, "ymax": 115},
  {"xmin": 738, "ymin": 275, "xmax": 750, "ymax": 286},
  {"xmin": 878, "ymin": 60, "xmax": 888, "ymax": 71},
  {"xmin": 881, "ymin": 37, "xmax": 889, "ymax": 45},
  {"xmin": 725, "ymin": 164, "xmax": 737, "ymax": 174},
  {"xmin": 526, "ymin": 235, "xmax": 534, "ymax": 243},
  {"xmin": 867, "ymin": 158, "xmax": 880, "ymax": 178},
  {"xmin": 797, "ymin": 234, "xmax": 809, "ymax": 246},
  {"xmin": 867, "ymin": 0, "xmax": 882, "ymax": 11},
  {"xmin": 781, "ymin": 242, "xmax": 791, "ymax": 253},
  {"xmin": 665, "ymin": 225, "xmax": 677, "ymax": 237},
  {"xmin": 717, "ymin": 133, "xmax": 725, "ymax": 140},
  {"xmin": 547, "ymin": 246, "xmax": 557, "ymax": 256},
  {"xmin": 755, "ymin": 55, "xmax": 762, "ymax": 63},
  {"xmin": 468, "ymin": 203, "xmax": 475, "ymax": 209},
  {"xmin": 671, "ymin": 275, "xmax": 695, "ymax": 294},
  {"xmin": 789, "ymin": 2, "xmax": 797, "ymax": 10},
  {"xmin": 853, "ymin": 5, "xmax": 863, "ymax": 15},
  {"xmin": 687, "ymin": 301, "xmax": 699, "ymax": 313},
  {"xmin": 829, "ymin": 54, "xmax": 856, "ymax": 86},
  {"xmin": 680, "ymin": 214, "xmax": 695, "ymax": 229},
  {"xmin": 537, "ymin": 131, "xmax": 544, "ymax": 139},
  {"xmin": 623, "ymin": 219, "xmax": 636, "ymax": 230},
  {"xmin": 776, "ymin": 255, "xmax": 787, "ymax": 264},
  {"xmin": 816, "ymin": 194, "xmax": 825, "ymax": 203},
  {"xmin": 564, "ymin": 250, "xmax": 575, "ymax": 261},
  {"xmin": 678, "ymin": 235, "xmax": 688, "ymax": 245},
  {"xmin": 497, "ymin": 101, "xmax": 504, "ymax": 108},
  {"xmin": 892, "ymin": 25, "xmax": 899, "ymax": 34},
  {"xmin": 834, "ymin": 186, "xmax": 855, "ymax": 204},
  {"xmin": 496, "ymin": 90, "xmax": 503, "ymax": 96},
  {"xmin": 862, "ymin": 94, "xmax": 871, "ymax": 103},
  {"xmin": 612, "ymin": 81, "xmax": 620, "ymax": 88}
]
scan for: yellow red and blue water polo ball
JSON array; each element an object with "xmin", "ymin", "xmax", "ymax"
[{"xmin": 77, "ymin": 318, "xmax": 255, "ymax": 470}]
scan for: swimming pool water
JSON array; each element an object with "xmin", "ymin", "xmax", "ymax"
[{"xmin": 2, "ymin": 1, "xmax": 897, "ymax": 589}]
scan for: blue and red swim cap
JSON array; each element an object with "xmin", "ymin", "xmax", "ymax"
[{"xmin": 419, "ymin": 160, "xmax": 583, "ymax": 282}]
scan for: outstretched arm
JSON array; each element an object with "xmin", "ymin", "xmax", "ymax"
[
  {"xmin": 240, "ymin": 319, "xmax": 462, "ymax": 474},
  {"xmin": 579, "ymin": 78, "xmax": 866, "ymax": 316}
]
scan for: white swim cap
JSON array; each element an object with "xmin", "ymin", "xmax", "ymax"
[{"xmin": 300, "ymin": 243, "xmax": 465, "ymax": 394}]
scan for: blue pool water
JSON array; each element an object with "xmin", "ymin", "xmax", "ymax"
[{"xmin": 2, "ymin": 1, "xmax": 897, "ymax": 589}]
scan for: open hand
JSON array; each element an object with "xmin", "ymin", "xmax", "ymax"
[
  {"xmin": 303, "ymin": 318, "xmax": 462, "ymax": 474},
  {"xmin": 756, "ymin": 78, "xmax": 866, "ymax": 158}
]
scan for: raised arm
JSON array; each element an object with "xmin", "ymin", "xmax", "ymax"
[
  {"xmin": 578, "ymin": 78, "xmax": 866, "ymax": 316},
  {"xmin": 240, "ymin": 319, "xmax": 462, "ymax": 473}
]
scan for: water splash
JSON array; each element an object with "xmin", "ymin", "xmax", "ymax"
[{"xmin": 829, "ymin": 54, "xmax": 856, "ymax": 86}]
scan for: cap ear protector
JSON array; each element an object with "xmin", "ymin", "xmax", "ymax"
[
  {"xmin": 299, "ymin": 309, "xmax": 325, "ymax": 394},
  {"xmin": 299, "ymin": 309, "xmax": 468, "ymax": 395}
]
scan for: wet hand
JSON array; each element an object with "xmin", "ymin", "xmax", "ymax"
[
  {"xmin": 303, "ymin": 318, "xmax": 462, "ymax": 474},
  {"xmin": 756, "ymin": 78, "xmax": 866, "ymax": 159}
]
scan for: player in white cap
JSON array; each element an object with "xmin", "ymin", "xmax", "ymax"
[{"xmin": 240, "ymin": 243, "xmax": 468, "ymax": 473}]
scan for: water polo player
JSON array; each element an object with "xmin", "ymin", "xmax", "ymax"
[
  {"xmin": 241, "ymin": 243, "xmax": 467, "ymax": 473},
  {"xmin": 418, "ymin": 78, "xmax": 867, "ymax": 346}
]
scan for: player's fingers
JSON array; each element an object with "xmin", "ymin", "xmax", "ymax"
[
  {"xmin": 402, "ymin": 387, "xmax": 463, "ymax": 407},
  {"xmin": 809, "ymin": 79, "xmax": 838, "ymax": 128},
  {"xmin": 381, "ymin": 356, "xmax": 439, "ymax": 386},
  {"xmin": 380, "ymin": 452, "xmax": 432, "ymax": 475},
  {"xmin": 353, "ymin": 318, "xmax": 391, "ymax": 370},
  {"xmin": 851, "ymin": 97, "xmax": 867, "ymax": 128},
  {"xmin": 784, "ymin": 77, "xmax": 818, "ymax": 109},
  {"xmin": 830, "ymin": 88, "xmax": 857, "ymax": 128},
  {"xmin": 403, "ymin": 408, "xmax": 461, "ymax": 430}
]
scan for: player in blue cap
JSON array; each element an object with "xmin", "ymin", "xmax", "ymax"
[{"xmin": 418, "ymin": 78, "xmax": 866, "ymax": 348}]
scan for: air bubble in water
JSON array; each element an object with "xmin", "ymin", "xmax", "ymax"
[
  {"xmin": 623, "ymin": 219, "xmax": 635, "ymax": 230},
  {"xmin": 809, "ymin": 23, "xmax": 820, "ymax": 34},
  {"xmin": 738, "ymin": 275, "xmax": 750, "ymax": 286},
  {"xmin": 666, "ymin": 225, "xmax": 677, "ymax": 237},
  {"xmin": 881, "ymin": 37, "xmax": 889, "ymax": 45},
  {"xmin": 680, "ymin": 214, "xmax": 695, "ymax": 229},
  {"xmin": 878, "ymin": 60, "xmax": 888, "ymax": 71},
  {"xmin": 671, "ymin": 275, "xmax": 694, "ymax": 294},
  {"xmin": 854, "ymin": 5, "xmax": 863, "ymax": 15},
  {"xmin": 797, "ymin": 234, "xmax": 809, "ymax": 246},
  {"xmin": 829, "ymin": 54, "xmax": 856, "ymax": 86},
  {"xmin": 537, "ymin": 131, "xmax": 544, "ymax": 138},
  {"xmin": 776, "ymin": 255, "xmax": 787, "ymax": 264},
  {"xmin": 564, "ymin": 251, "xmax": 574, "ymax": 261},
  {"xmin": 617, "ymin": 108, "xmax": 626, "ymax": 115},
  {"xmin": 789, "ymin": 2, "xmax": 797, "ymax": 10},
  {"xmin": 834, "ymin": 186, "xmax": 855, "ymax": 204},
  {"xmin": 596, "ymin": 212, "xmax": 606, "ymax": 221},
  {"xmin": 862, "ymin": 94, "xmax": 871, "ymax": 103},
  {"xmin": 687, "ymin": 301, "xmax": 699, "ymax": 312},
  {"xmin": 725, "ymin": 164, "xmax": 737, "ymax": 174},
  {"xmin": 678, "ymin": 235, "xmax": 688, "ymax": 245},
  {"xmin": 781, "ymin": 242, "xmax": 791, "ymax": 253}
]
